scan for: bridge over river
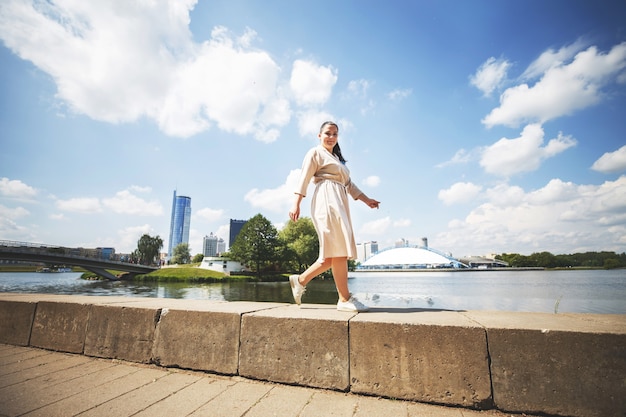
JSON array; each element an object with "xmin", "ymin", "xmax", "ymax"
[{"xmin": 0, "ymin": 240, "xmax": 158, "ymax": 280}]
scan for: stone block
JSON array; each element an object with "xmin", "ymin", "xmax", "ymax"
[
  {"xmin": 349, "ymin": 310, "xmax": 492, "ymax": 408},
  {"xmin": 152, "ymin": 302, "xmax": 274, "ymax": 375},
  {"xmin": 0, "ymin": 300, "xmax": 36, "ymax": 346},
  {"xmin": 465, "ymin": 311, "xmax": 626, "ymax": 417},
  {"xmin": 239, "ymin": 305, "xmax": 351, "ymax": 390},
  {"xmin": 30, "ymin": 301, "xmax": 90, "ymax": 353},
  {"xmin": 84, "ymin": 304, "xmax": 159, "ymax": 363}
]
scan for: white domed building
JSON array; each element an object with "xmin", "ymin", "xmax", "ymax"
[{"xmin": 357, "ymin": 246, "xmax": 468, "ymax": 270}]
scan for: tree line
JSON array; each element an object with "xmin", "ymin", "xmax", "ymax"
[
  {"xmin": 132, "ymin": 213, "xmax": 626, "ymax": 272},
  {"xmin": 496, "ymin": 251, "xmax": 626, "ymax": 269}
]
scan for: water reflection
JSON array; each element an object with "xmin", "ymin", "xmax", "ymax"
[{"xmin": 0, "ymin": 270, "xmax": 624, "ymax": 314}]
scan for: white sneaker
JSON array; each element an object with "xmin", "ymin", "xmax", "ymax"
[
  {"xmin": 337, "ymin": 296, "xmax": 369, "ymax": 312},
  {"xmin": 289, "ymin": 275, "xmax": 306, "ymax": 305}
]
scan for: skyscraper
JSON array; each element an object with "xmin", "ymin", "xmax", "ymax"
[
  {"xmin": 229, "ymin": 219, "xmax": 247, "ymax": 249},
  {"xmin": 168, "ymin": 190, "xmax": 191, "ymax": 256}
]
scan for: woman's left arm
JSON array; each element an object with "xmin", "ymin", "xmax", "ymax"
[{"xmin": 357, "ymin": 193, "xmax": 380, "ymax": 209}]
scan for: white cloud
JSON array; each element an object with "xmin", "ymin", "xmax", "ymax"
[
  {"xmin": 363, "ymin": 176, "xmax": 381, "ymax": 187},
  {"xmin": 0, "ymin": 178, "xmax": 37, "ymax": 199},
  {"xmin": 0, "ymin": 204, "xmax": 29, "ymax": 220},
  {"xmin": 387, "ymin": 88, "xmax": 412, "ymax": 101},
  {"xmin": 296, "ymin": 110, "xmax": 336, "ymax": 137},
  {"xmin": 360, "ymin": 216, "xmax": 391, "ymax": 236},
  {"xmin": 438, "ymin": 182, "xmax": 483, "ymax": 206},
  {"xmin": 102, "ymin": 190, "xmax": 163, "ymax": 216},
  {"xmin": 194, "ymin": 207, "xmax": 225, "ymax": 222},
  {"xmin": 591, "ymin": 145, "xmax": 626, "ymax": 173},
  {"xmin": 470, "ymin": 57, "xmax": 511, "ymax": 96},
  {"xmin": 117, "ymin": 224, "xmax": 158, "ymax": 253},
  {"xmin": 0, "ymin": 2, "xmax": 290, "ymax": 141},
  {"xmin": 290, "ymin": 59, "xmax": 338, "ymax": 107},
  {"xmin": 347, "ymin": 79, "xmax": 370, "ymax": 98},
  {"xmin": 436, "ymin": 176, "xmax": 626, "ymax": 256},
  {"xmin": 480, "ymin": 124, "xmax": 577, "ymax": 177},
  {"xmin": 56, "ymin": 197, "xmax": 102, "ymax": 213},
  {"xmin": 483, "ymin": 42, "xmax": 626, "ymax": 128},
  {"xmin": 436, "ymin": 149, "xmax": 472, "ymax": 168},
  {"xmin": 393, "ymin": 218, "xmax": 411, "ymax": 227},
  {"xmin": 244, "ymin": 169, "xmax": 302, "ymax": 214}
]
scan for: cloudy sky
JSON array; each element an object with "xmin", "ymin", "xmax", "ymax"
[{"xmin": 1, "ymin": 0, "xmax": 625, "ymax": 258}]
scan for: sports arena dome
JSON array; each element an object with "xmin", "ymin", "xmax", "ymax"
[{"xmin": 358, "ymin": 246, "xmax": 468, "ymax": 270}]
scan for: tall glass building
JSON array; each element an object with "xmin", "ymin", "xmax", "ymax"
[{"xmin": 168, "ymin": 190, "xmax": 191, "ymax": 257}]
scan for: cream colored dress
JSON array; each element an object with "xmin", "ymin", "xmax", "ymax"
[{"xmin": 295, "ymin": 145, "xmax": 363, "ymax": 261}]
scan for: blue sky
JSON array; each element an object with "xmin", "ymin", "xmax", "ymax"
[{"xmin": 1, "ymin": 0, "xmax": 625, "ymax": 258}]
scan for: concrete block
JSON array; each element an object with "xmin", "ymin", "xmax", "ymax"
[
  {"xmin": 349, "ymin": 310, "xmax": 492, "ymax": 408},
  {"xmin": 0, "ymin": 300, "xmax": 36, "ymax": 346},
  {"xmin": 84, "ymin": 304, "xmax": 159, "ymax": 363},
  {"xmin": 30, "ymin": 301, "xmax": 90, "ymax": 353},
  {"xmin": 239, "ymin": 305, "xmax": 351, "ymax": 390},
  {"xmin": 152, "ymin": 302, "xmax": 280, "ymax": 374},
  {"xmin": 465, "ymin": 311, "xmax": 626, "ymax": 417}
]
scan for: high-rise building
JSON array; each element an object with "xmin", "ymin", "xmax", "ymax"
[
  {"xmin": 229, "ymin": 219, "xmax": 247, "ymax": 249},
  {"xmin": 203, "ymin": 233, "xmax": 226, "ymax": 256},
  {"xmin": 356, "ymin": 241, "xmax": 379, "ymax": 263},
  {"xmin": 168, "ymin": 190, "xmax": 191, "ymax": 256}
]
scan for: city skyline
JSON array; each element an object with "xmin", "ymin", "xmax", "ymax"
[{"xmin": 1, "ymin": 1, "xmax": 625, "ymax": 258}]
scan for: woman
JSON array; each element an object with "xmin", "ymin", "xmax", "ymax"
[{"xmin": 289, "ymin": 121, "xmax": 380, "ymax": 312}]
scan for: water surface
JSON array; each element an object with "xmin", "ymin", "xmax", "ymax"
[{"xmin": 0, "ymin": 269, "xmax": 624, "ymax": 314}]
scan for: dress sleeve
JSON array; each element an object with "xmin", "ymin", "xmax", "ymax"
[
  {"xmin": 345, "ymin": 178, "xmax": 364, "ymax": 200},
  {"xmin": 294, "ymin": 148, "xmax": 318, "ymax": 197}
]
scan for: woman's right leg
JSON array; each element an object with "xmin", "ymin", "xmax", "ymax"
[{"xmin": 297, "ymin": 258, "xmax": 332, "ymax": 286}]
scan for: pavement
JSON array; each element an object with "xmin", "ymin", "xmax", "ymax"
[{"xmin": 0, "ymin": 344, "xmax": 536, "ymax": 417}]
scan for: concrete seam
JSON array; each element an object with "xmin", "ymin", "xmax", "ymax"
[
  {"xmin": 28, "ymin": 301, "xmax": 37, "ymax": 347},
  {"xmin": 82, "ymin": 303, "xmax": 92, "ymax": 355},
  {"xmin": 483, "ymin": 328, "xmax": 496, "ymax": 409}
]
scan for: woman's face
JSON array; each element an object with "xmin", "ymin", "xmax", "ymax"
[{"xmin": 318, "ymin": 124, "xmax": 338, "ymax": 152}]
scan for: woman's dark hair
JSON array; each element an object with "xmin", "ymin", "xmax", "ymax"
[{"xmin": 320, "ymin": 121, "xmax": 347, "ymax": 164}]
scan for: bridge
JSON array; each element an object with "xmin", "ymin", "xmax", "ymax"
[{"xmin": 0, "ymin": 240, "xmax": 158, "ymax": 280}]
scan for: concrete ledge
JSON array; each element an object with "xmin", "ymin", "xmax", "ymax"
[
  {"xmin": 0, "ymin": 299, "xmax": 36, "ymax": 346},
  {"xmin": 0, "ymin": 293, "xmax": 624, "ymax": 417},
  {"xmin": 31, "ymin": 301, "xmax": 91, "ymax": 353},
  {"xmin": 349, "ymin": 309, "xmax": 492, "ymax": 408},
  {"xmin": 240, "ymin": 304, "xmax": 352, "ymax": 390},
  {"xmin": 463, "ymin": 311, "xmax": 626, "ymax": 417},
  {"xmin": 152, "ymin": 301, "xmax": 284, "ymax": 375}
]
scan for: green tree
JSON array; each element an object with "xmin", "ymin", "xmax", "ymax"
[
  {"xmin": 172, "ymin": 243, "xmax": 191, "ymax": 264},
  {"xmin": 229, "ymin": 213, "xmax": 280, "ymax": 277},
  {"xmin": 192, "ymin": 253, "xmax": 205, "ymax": 263},
  {"xmin": 136, "ymin": 234, "xmax": 163, "ymax": 265},
  {"xmin": 279, "ymin": 217, "xmax": 318, "ymax": 272}
]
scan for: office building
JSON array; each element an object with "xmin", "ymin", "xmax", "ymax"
[
  {"xmin": 168, "ymin": 190, "xmax": 191, "ymax": 256},
  {"xmin": 356, "ymin": 241, "xmax": 379, "ymax": 263},
  {"xmin": 229, "ymin": 219, "xmax": 247, "ymax": 249},
  {"xmin": 202, "ymin": 233, "xmax": 225, "ymax": 257}
]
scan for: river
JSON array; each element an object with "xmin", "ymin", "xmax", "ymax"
[{"xmin": 0, "ymin": 269, "xmax": 624, "ymax": 314}]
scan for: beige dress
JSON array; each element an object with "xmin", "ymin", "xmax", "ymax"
[{"xmin": 295, "ymin": 145, "xmax": 363, "ymax": 261}]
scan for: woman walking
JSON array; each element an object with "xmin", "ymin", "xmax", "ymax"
[{"xmin": 289, "ymin": 121, "xmax": 380, "ymax": 312}]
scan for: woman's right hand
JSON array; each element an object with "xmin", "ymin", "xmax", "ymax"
[{"xmin": 289, "ymin": 204, "xmax": 300, "ymax": 222}]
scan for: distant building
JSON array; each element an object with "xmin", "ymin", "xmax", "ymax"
[
  {"xmin": 168, "ymin": 190, "xmax": 191, "ymax": 256},
  {"xmin": 203, "ymin": 233, "xmax": 225, "ymax": 257},
  {"xmin": 229, "ymin": 219, "xmax": 247, "ymax": 249},
  {"xmin": 356, "ymin": 241, "xmax": 378, "ymax": 263},
  {"xmin": 199, "ymin": 256, "xmax": 249, "ymax": 274},
  {"xmin": 358, "ymin": 246, "xmax": 469, "ymax": 270}
]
